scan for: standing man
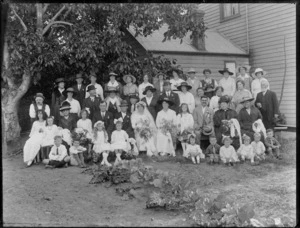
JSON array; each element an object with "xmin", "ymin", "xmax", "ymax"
[
  {"xmin": 158, "ymin": 81, "xmax": 180, "ymax": 114},
  {"xmin": 92, "ymin": 101, "xmax": 114, "ymax": 141},
  {"xmin": 186, "ymin": 68, "xmax": 202, "ymax": 97},
  {"xmin": 193, "ymin": 95, "xmax": 214, "ymax": 150},
  {"xmin": 29, "ymin": 93, "xmax": 50, "ymax": 125},
  {"xmin": 82, "ymin": 85, "xmax": 101, "ymax": 121},
  {"xmin": 73, "ymin": 73, "xmax": 86, "ymax": 108},
  {"xmin": 65, "ymin": 87, "xmax": 81, "ymax": 118},
  {"xmin": 115, "ymin": 100, "xmax": 134, "ymax": 138},
  {"xmin": 51, "ymin": 78, "xmax": 67, "ymax": 125}
]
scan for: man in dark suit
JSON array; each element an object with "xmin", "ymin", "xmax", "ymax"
[
  {"xmin": 92, "ymin": 101, "xmax": 114, "ymax": 141},
  {"xmin": 141, "ymin": 86, "xmax": 159, "ymax": 120},
  {"xmin": 238, "ymin": 96, "xmax": 263, "ymax": 140},
  {"xmin": 114, "ymin": 100, "xmax": 134, "ymax": 138},
  {"xmin": 82, "ymin": 85, "xmax": 101, "ymax": 122},
  {"xmin": 255, "ymin": 79, "xmax": 279, "ymax": 130},
  {"xmin": 73, "ymin": 73, "xmax": 86, "ymax": 108},
  {"xmin": 158, "ymin": 81, "xmax": 180, "ymax": 114},
  {"xmin": 128, "ymin": 93, "xmax": 139, "ymax": 114}
]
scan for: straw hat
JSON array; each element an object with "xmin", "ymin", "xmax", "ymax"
[
  {"xmin": 187, "ymin": 68, "xmax": 196, "ymax": 74},
  {"xmin": 123, "ymin": 74, "xmax": 136, "ymax": 83},
  {"xmin": 34, "ymin": 93, "xmax": 45, "ymax": 100},
  {"xmin": 240, "ymin": 96, "xmax": 254, "ymax": 104}
]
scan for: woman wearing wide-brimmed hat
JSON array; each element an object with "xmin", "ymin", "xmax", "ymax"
[
  {"xmin": 218, "ymin": 68, "xmax": 236, "ymax": 98},
  {"xmin": 138, "ymin": 74, "xmax": 153, "ymax": 99},
  {"xmin": 104, "ymin": 72, "xmax": 123, "ymax": 98},
  {"xmin": 52, "ymin": 78, "xmax": 67, "ymax": 125},
  {"xmin": 122, "ymin": 74, "xmax": 138, "ymax": 102},
  {"xmin": 251, "ymin": 68, "xmax": 269, "ymax": 100},
  {"xmin": 85, "ymin": 73, "xmax": 104, "ymax": 100},
  {"xmin": 177, "ymin": 82, "xmax": 195, "ymax": 114},
  {"xmin": 201, "ymin": 69, "xmax": 218, "ymax": 99},
  {"xmin": 236, "ymin": 65, "xmax": 252, "ymax": 92},
  {"xmin": 156, "ymin": 97, "xmax": 177, "ymax": 156},
  {"xmin": 65, "ymin": 87, "xmax": 81, "ymax": 118},
  {"xmin": 186, "ymin": 68, "xmax": 202, "ymax": 97},
  {"xmin": 231, "ymin": 80, "xmax": 253, "ymax": 114}
]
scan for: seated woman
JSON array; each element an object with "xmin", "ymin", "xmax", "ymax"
[
  {"xmin": 23, "ymin": 110, "xmax": 47, "ymax": 167},
  {"xmin": 41, "ymin": 116, "xmax": 59, "ymax": 159}
]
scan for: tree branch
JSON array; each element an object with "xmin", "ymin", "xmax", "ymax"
[
  {"xmin": 43, "ymin": 3, "xmax": 49, "ymax": 13},
  {"xmin": 63, "ymin": 7, "xmax": 72, "ymax": 19},
  {"xmin": 13, "ymin": 71, "xmax": 31, "ymax": 103},
  {"xmin": 11, "ymin": 7, "xmax": 27, "ymax": 32},
  {"xmin": 43, "ymin": 21, "xmax": 73, "ymax": 35},
  {"xmin": 42, "ymin": 5, "xmax": 66, "ymax": 35}
]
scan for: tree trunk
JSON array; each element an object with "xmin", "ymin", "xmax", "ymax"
[{"xmin": 2, "ymin": 108, "xmax": 7, "ymax": 156}]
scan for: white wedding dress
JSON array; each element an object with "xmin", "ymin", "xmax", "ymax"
[{"xmin": 131, "ymin": 101, "xmax": 157, "ymax": 156}]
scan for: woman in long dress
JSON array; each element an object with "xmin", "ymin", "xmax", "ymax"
[
  {"xmin": 23, "ymin": 110, "xmax": 47, "ymax": 167},
  {"xmin": 156, "ymin": 98, "xmax": 177, "ymax": 156},
  {"xmin": 131, "ymin": 101, "xmax": 157, "ymax": 156}
]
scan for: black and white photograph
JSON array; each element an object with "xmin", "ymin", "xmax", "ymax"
[{"xmin": 2, "ymin": 3, "xmax": 296, "ymax": 227}]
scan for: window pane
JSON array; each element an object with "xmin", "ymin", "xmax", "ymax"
[
  {"xmin": 232, "ymin": 4, "xmax": 239, "ymax": 15},
  {"xmin": 223, "ymin": 4, "xmax": 232, "ymax": 18}
]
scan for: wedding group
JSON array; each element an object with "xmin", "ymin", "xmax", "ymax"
[{"xmin": 23, "ymin": 66, "xmax": 282, "ymax": 168}]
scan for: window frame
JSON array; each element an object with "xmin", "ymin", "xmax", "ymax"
[
  {"xmin": 224, "ymin": 61, "xmax": 237, "ymax": 78},
  {"xmin": 219, "ymin": 4, "xmax": 241, "ymax": 23}
]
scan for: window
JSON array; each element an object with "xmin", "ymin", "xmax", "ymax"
[
  {"xmin": 220, "ymin": 4, "xmax": 240, "ymax": 22},
  {"xmin": 224, "ymin": 61, "xmax": 236, "ymax": 78}
]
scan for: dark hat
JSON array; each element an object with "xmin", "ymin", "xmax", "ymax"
[
  {"xmin": 240, "ymin": 96, "xmax": 254, "ymax": 104},
  {"xmin": 129, "ymin": 93, "xmax": 139, "ymax": 100},
  {"xmin": 105, "ymin": 87, "xmax": 119, "ymax": 93},
  {"xmin": 55, "ymin": 78, "xmax": 65, "ymax": 84},
  {"xmin": 89, "ymin": 73, "xmax": 97, "ymax": 78},
  {"xmin": 218, "ymin": 68, "xmax": 233, "ymax": 75},
  {"xmin": 59, "ymin": 101, "xmax": 71, "ymax": 111},
  {"xmin": 87, "ymin": 85, "xmax": 96, "ymax": 92},
  {"xmin": 203, "ymin": 69, "xmax": 212, "ymax": 74},
  {"xmin": 109, "ymin": 72, "xmax": 118, "ymax": 77},
  {"xmin": 177, "ymin": 82, "xmax": 192, "ymax": 91},
  {"xmin": 163, "ymin": 81, "xmax": 171, "ymax": 86},
  {"xmin": 218, "ymin": 95, "xmax": 231, "ymax": 104},
  {"xmin": 66, "ymin": 87, "xmax": 76, "ymax": 93},
  {"xmin": 123, "ymin": 74, "xmax": 136, "ymax": 83},
  {"xmin": 158, "ymin": 97, "xmax": 174, "ymax": 106},
  {"xmin": 34, "ymin": 93, "xmax": 45, "ymax": 100},
  {"xmin": 120, "ymin": 100, "xmax": 129, "ymax": 107},
  {"xmin": 143, "ymin": 86, "xmax": 156, "ymax": 95},
  {"xmin": 75, "ymin": 73, "xmax": 83, "ymax": 79}
]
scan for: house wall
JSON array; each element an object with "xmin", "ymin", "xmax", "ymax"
[
  {"xmin": 199, "ymin": 3, "xmax": 296, "ymax": 126},
  {"xmin": 153, "ymin": 53, "xmax": 249, "ymax": 82}
]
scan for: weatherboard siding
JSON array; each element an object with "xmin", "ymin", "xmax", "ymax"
[{"xmin": 199, "ymin": 3, "xmax": 296, "ymax": 126}]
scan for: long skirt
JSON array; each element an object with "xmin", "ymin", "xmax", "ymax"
[
  {"xmin": 23, "ymin": 133, "xmax": 44, "ymax": 163},
  {"xmin": 111, "ymin": 141, "xmax": 130, "ymax": 152},
  {"xmin": 93, "ymin": 143, "xmax": 111, "ymax": 154},
  {"xmin": 134, "ymin": 131, "xmax": 157, "ymax": 156},
  {"xmin": 156, "ymin": 131, "xmax": 175, "ymax": 156}
]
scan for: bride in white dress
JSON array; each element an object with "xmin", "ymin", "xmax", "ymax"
[{"xmin": 131, "ymin": 101, "xmax": 157, "ymax": 156}]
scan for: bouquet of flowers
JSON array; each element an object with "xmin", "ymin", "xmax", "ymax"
[
  {"xmin": 72, "ymin": 127, "xmax": 90, "ymax": 146},
  {"xmin": 135, "ymin": 119, "xmax": 153, "ymax": 142},
  {"xmin": 177, "ymin": 127, "xmax": 194, "ymax": 142},
  {"xmin": 160, "ymin": 119, "xmax": 178, "ymax": 137}
]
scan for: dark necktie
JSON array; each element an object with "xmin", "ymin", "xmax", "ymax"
[{"xmin": 56, "ymin": 147, "xmax": 59, "ymax": 155}]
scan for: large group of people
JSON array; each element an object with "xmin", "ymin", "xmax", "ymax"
[{"xmin": 23, "ymin": 66, "xmax": 282, "ymax": 168}]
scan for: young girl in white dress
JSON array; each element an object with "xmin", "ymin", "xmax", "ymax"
[
  {"xmin": 41, "ymin": 116, "xmax": 59, "ymax": 159},
  {"xmin": 237, "ymin": 134, "xmax": 255, "ymax": 164},
  {"xmin": 177, "ymin": 103, "xmax": 194, "ymax": 157},
  {"xmin": 251, "ymin": 132, "xmax": 266, "ymax": 162},
  {"xmin": 77, "ymin": 109, "xmax": 93, "ymax": 154},
  {"xmin": 70, "ymin": 137, "xmax": 87, "ymax": 168},
  {"xmin": 92, "ymin": 121, "xmax": 112, "ymax": 166},
  {"xmin": 186, "ymin": 135, "xmax": 205, "ymax": 164},
  {"xmin": 111, "ymin": 118, "xmax": 131, "ymax": 164},
  {"xmin": 23, "ymin": 110, "xmax": 47, "ymax": 167},
  {"xmin": 219, "ymin": 136, "xmax": 240, "ymax": 166}
]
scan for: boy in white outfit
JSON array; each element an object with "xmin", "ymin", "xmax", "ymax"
[
  {"xmin": 219, "ymin": 136, "xmax": 239, "ymax": 166},
  {"xmin": 251, "ymin": 132, "xmax": 266, "ymax": 162},
  {"xmin": 237, "ymin": 134, "xmax": 255, "ymax": 164}
]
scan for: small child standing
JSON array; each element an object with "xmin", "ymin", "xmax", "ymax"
[
  {"xmin": 42, "ymin": 135, "xmax": 71, "ymax": 168},
  {"xmin": 111, "ymin": 119, "xmax": 130, "ymax": 165},
  {"xmin": 92, "ymin": 121, "xmax": 112, "ymax": 166},
  {"xmin": 251, "ymin": 132, "xmax": 266, "ymax": 162},
  {"xmin": 237, "ymin": 134, "xmax": 255, "ymax": 164},
  {"xmin": 205, "ymin": 136, "xmax": 221, "ymax": 164},
  {"xmin": 185, "ymin": 135, "xmax": 205, "ymax": 164},
  {"xmin": 219, "ymin": 136, "xmax": 239, "ymax": 166},
  {"xmin": 70, "ymin": 137, "xmax": 87, "ymax": 168},
  {"xmin": 265, "ymin": 129, "xmax": 282, "ymax": 159}
]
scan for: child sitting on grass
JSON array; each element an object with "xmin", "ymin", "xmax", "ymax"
[
  {"xmin": 92, "ymin": 121, "xmax": 112, "ymax": 167},
  {"xmin": 251, "ymin": 132, "xmax": 266, "ymax": 163},
  {"xmin": 111, "ymin": 118, "xmax": 130, "ymax": 165},
  {"xmin": 70, "ymin": 137, "xmax": 87, "ymax": 168},
  {"xmin": 265, "ymin": 129, "xmax": 282, "ymax": 160},
  {"xmin": 186, "ymin": 135, "xmax": 205, "ymax": 164},
  {"xmin": 42, "ymin": 135, "xmax": 71, "ymax": 168},
  {"xmin": 219, "ymin": 136, "xmax": 239, "ymax": 166},
  {"xmin": 237, "ymin": 134, "xmax": 255, "ymax": 165},
  {"xmin": 205, "ymin": 136, "xmax": 221, "ymax": 164}
]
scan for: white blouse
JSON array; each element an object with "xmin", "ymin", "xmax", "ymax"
[
  {"xmin": 176, "ymin": 113, "xmax": 194, "ymax": 133},
  {"xmin": 209, "ymin": 95, "xmax": 220, "ymax": 112},
  {"xmin": 77, "ymin": 119, "xmax": 93, "ymax": 135},
  {"xmin": 29, "ymin": 121, "xmax": 46, "ymax": 137},
  {"xmin": 178, "ymin": 91, "xmax": 195, "ymax": 114},
  {"xmin": 156, "ymin": 109, "xmax": 177, "ymax": 128},
  {"xmin": 65, "ymin": 98, "xmax": 81, "ymax": 116}
]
